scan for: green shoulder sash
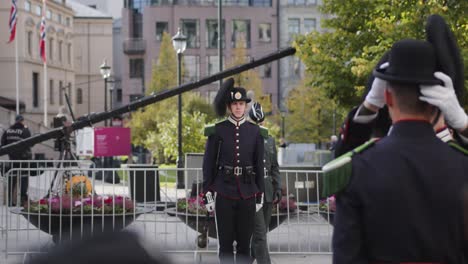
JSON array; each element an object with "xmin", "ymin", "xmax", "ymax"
[
  {"xmin": 259, "ymin": 126, "xmax": 269, "ymax": 139},
  {"xmin": 448, "ymin": 141, "xmax": 468, "ymax": 156},
  {"xmin": 321, "ymin": 138, "xmax": 379, "ymax": 198}
]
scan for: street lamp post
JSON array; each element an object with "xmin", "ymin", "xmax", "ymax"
[
  {"xmin": 100, "ymin": 59, "xmax": 111, "ymax": 126},
  {"xmin": 100, "ymin": 60, "xmax": 111, "ymax": 171},
  {"xmin": 172, "ymin": 28, "xmax": 187, "ymax": 189}
]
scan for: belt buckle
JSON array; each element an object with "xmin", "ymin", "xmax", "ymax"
[{"xmin": 234, "ymin": 166, "xmax": 242, "ymax": 176}]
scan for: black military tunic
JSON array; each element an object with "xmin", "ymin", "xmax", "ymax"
[
  {"xmin": 333, "ymin": 121, "xmax": 468, "ymax": 263},
  {"xmin": 202, "ymin": 115, "xmax": 265, "ymax": 198},
  {"xmin": 203, "ymin": 115, "xmax": 265, "ymax": 264}
]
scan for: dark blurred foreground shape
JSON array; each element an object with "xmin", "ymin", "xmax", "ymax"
[{"xmin": 29, "ymin": 231, "xmax": 171, "ymax": 264}]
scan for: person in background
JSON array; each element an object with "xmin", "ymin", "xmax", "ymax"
[
  {"xmin": 248, "ymin": 102, "xmax": 282, "ymax": 264},
  {"xmin": 1, "ymin": 115, "xmax": 32, "ymax": 206}
]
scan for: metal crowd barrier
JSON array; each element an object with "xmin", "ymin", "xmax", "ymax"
[{"xmin": 0, "ymin": 164, "xmax": 334, "ymax": 263}]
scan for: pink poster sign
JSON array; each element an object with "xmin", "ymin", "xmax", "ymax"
[{"xmin": 94, "ymin": 127, "xmax": 131, "ymax": 157}]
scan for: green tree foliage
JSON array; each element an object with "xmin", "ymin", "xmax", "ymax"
[
  {"xmin": 154, "ymin": 111, "xmax": 209, "ymax": 161},
  {"xmin": 294, "ymin": 0, "xmax": 467, "ymax": 109},
  {"xmin": 286, "ymin": 76, "xmax": 345, "ymax": 144},
  {"xmin": 128, "ymin": 32, "xmax": 215, "ymax": 162}
]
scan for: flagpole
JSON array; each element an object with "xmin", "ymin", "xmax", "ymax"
[
  {"xmin": 42, "ymin": 0, "xmax": 47, "ymax": 127},
  {"xmin": 15, "ymin": 22, "xmax": 19, "ymax": 115}
]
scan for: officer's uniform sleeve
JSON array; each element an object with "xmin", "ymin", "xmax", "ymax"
[
  {"xmin": 332, "ymin": 158, "xmax": 366, "ymax": 264},
  {"xmin": 269, "ymin": 137, "xmax": 281, "ymax": 190},
  {"xmin": 254, "ymin": 130, "xmax": 265, "ymax": 194},
  {"xmin": 202, "ymin": 134, "xmax": 217, "ymax": 193}
]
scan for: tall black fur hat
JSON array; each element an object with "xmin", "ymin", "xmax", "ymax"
[
  {"xmin": 214, "ymin": 78, "xmax": 235, "ymax": 117},
  {"xmin": 425, "ymin": 14, "xmax": 464, "ymax": 100}
]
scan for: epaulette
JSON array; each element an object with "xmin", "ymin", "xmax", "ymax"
[
  {"xmin": 259, "ymin": 126, "xmax": 269, "ymax": 139},
  {"xmin": 204, "ymin": 124, "xmax": 216, "ymax": 137},
  {"xmin": 448, "ymin": 141, "xmax": 468, "ymax": 156},
  {"xmin": 321, "ymin": 138, "xmax": 379, "ymax": 198}
]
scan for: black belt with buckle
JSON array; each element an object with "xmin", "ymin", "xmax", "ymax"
[{"xmin": 219, "ymin": 165, "xmax": 255, "ymax": 184}]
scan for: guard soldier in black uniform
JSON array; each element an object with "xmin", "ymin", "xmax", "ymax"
[
  {"xmin": 331, "ymin": 39, "xmax": 468, "ymax": 263},
  {"xmin": 248, "ymin": 102, "xmax": 282, "ymax": 264},
  {"xmin": 202, "ymin": 78, "xmax": 265, "ymax": 264},
  {"xmin": 1, "ymin": 115, "xmax": 32, "ymax": 205}
]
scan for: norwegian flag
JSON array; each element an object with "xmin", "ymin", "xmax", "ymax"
[
  {"xmin": 40, "ymin": 15, "xmax": 46, "ymax": 63},
  {"xmin": 7, "ymin": 0, "xmax": 17, "ymax": 43}
]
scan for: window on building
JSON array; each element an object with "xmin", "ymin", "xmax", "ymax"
[
  {"xmin": 33, "ymin": 72, "xmax": 39, "ymax": 108},
  {"xmin": 155, "ymin": 21, "xmax": 168, "ymax": 41},
  {"xmin": 251, "ymin": 0, "xmax": 271, "ymax": 7},
  {"xmin": 232, "ymin": 20, "xmax": 250, "ymax": 48},
  {"xmin": 289, "ymin": 57, "xmax": 301, "ymax": 78},
  {"xmin": 129, "ymin": 58, "xmax": 144, "ymax": 78},
  {"xmin": 183, "ymin": 56, "xmax": 199, "ymax": 82},
  {"xmin": 207, "ymin": 56, "xmax": 223, "ymax": 76},
  {"xmin": 206, "ymin": 19, "xmax": 225, "ymax": 49},
  {"xmin": 66, "ymin": 17, "xmax": 71, "ymax": 27},
  {"xmin": 132, "ymin": 12, "xmax": 143, "ymax": 38},
  {"xmin": 116, "ymin": 89, "xmax": 123, "ymax": 103},
  {"xmin": 68, "ymin": 83, "xmax": 72, "ymax": 104},
  {"xmin": 206, "ymin": 19, "xmax": 226, "ymax": 49},
  {"xmin": 35, "ymin": 5, "xmax": 42, "ymax": 16},
  {"xmin": 306, "ymin": 0, "xmax": 317, "ymax": 5},
  {"xmin": 288, "ymin": 18, "xmax": 300, "ymax": 43},
  {"xmin": 25, "ymin": 1, "xmax": 31, "ymax": 12},
  {"xmin": 304, "ymin": 18, "xmax": 316, "ymax": 34},
  {"xmin": 67, "ymin": 43, "xmax": 71, "ymax": 64},
  {"xmin": 58, "ymin": 41, "xmax": 63, "ymax": 62},
  {"xmin": 260, "ymin": 63, "xmax": 272, "ymax": 78},
  {"xmin": 59, "ymin": 81, "xmax": 63, "ymax": 105},
  {"xmin": 49, "ymin": 79, "xmax": 54, "ymax": 105},
  {"xmin": 181, "ymin": 19, "xmax": 199, "ymax": 48},
  {"xmin": 57, "ymin": 14, "xmax": 62, "ymax": 24},
  {"xmin": 48, "ymin": 38, "xmax": 53, "ymax": 61},
  {"xmin": 76, "ymin": 88, "xmax": 83, "ymax": 104},
  {"xmin": 46, "ymin": 9, "xmax": 52, "ymax": 19},
  {"xmin": 27, "ymin": 31, "xmax": 33, "ymax": 56},
  {"xmin": 258, "ymin": 23, "xmax": 271, "ymax": 43}
]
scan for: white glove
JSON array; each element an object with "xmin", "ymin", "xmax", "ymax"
[
  {"xmin": 255, "ymin": 194, "xmax": 263, "ymax": 212},
  {"xmin": 202, "ymin": 191, "xmax": 215, "ymax": 213},
  {"xmin": 420, "ymin": 72, "xmax": 468, "ymax": 130},
  {"xmin": 365, "ymin": 62, "xmax": 389, "ymax": 109}
]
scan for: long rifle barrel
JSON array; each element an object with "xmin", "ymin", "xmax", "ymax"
[{"xmin": 0, "ymin": 47, "xmax": 296, "ymax": 156}]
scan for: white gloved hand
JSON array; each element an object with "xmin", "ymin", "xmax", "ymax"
[
  {"xmin": 420, "ymin": 72, "xmax": 468, "ymax": 130},
  {"xmin": 365, "ymin": 62, "xmax": 389, "ymax": 109},
  {"xmin": 202, "ymin": 191, "xmax": 215, "ymax": 213},
  {"xmin": 255, "ymin": 194, "xmax": 264, "ymax": 213}
]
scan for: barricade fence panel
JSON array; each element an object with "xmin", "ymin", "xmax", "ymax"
[{"xmin": 0, "ymin": 163, "xmax": 333, "ymax": 261}]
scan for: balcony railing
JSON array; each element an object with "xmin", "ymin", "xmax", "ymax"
[{"xmin": 123, "ymin": 38, "xmax": 147, "ymax": 55}]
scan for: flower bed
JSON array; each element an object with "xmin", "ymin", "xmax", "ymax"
[{"xmin": 319, "ymin": 195, "xmax": 336, "ymax": 225}]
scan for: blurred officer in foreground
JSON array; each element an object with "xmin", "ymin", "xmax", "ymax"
[
  {"xmin": 333, "ymin": 14, "xmax": 467, "ymax": 158},
  {"xmin": 202, "ymin": 78, "xmax": 265, "ymax": 264},
  {"xmin": 29, "ymin": 231, "xmax": 170, "ymax": 264},
  {"xmin": 248, "ymin": 102, "xmax": 282, "ymax": 264},
  {"xmin": 331, "ymin": 39, "xmax": 468, "ymax": 263},
  {"xmin": 1, "ymin": 115, "xmax": 32, "ymax": 205}
]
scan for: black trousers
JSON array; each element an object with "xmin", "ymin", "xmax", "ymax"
[{"xmin": 215, "ymin": 195, "xmax": 255, "ymax": 264}]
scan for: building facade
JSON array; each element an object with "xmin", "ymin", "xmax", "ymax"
[
  {"xmin": 278, "ymin": 0, "xmax": 325, "ymax": 110},
  {"xmin": 121, "ymin": 0, "xmax": 280, "ymax": 108},
  {"xmin": 0, "ymin": 0, "xmax": 113, "ymax": 158},
  {"xmin": 68, "ymin": 0, "xmax": 113, "ymax": 118}
]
